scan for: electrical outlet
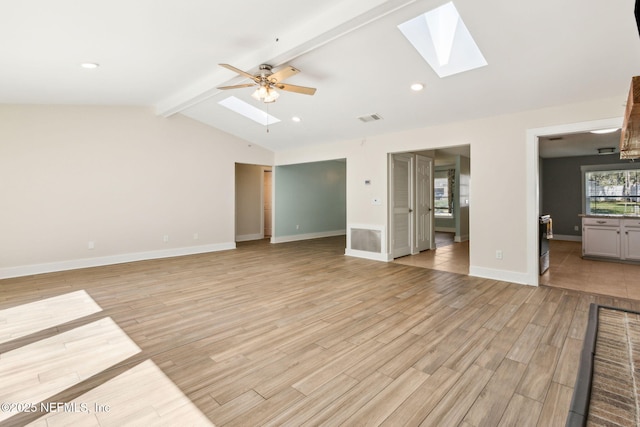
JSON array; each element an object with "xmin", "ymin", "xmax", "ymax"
[
  {"xmin": 88, "ymin": 241, "xmax": 95, "ymax": 250},
  {"xmin": 496, "ymin": 250, "xmax": 503, "ymax": 260},
  {"xmin": 163, "ymin": 235, "xmax": 169, "ymax": 242},
  {"xmin": 193, "ymin": 233, "xmax": 199, "ymax": 240},
  {"xmin": 296, "ymin": 225, "xmax": 300, "ymax": 230},
  {"xmin": 574, "ymin": 225, "xmax": 579, "ymax": 231}
]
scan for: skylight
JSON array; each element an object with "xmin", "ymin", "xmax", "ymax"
[
  {"xmin": 218, "ymin": 96, "xmax": 281, "ymax": 126},
  {"xmin": 398, "ymin": 2, "xmax": 487, "ymax": 78}
]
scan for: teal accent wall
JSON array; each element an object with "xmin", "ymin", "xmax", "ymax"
[{"xmin": 274, "ymin": 160, "xmax": 346, "ymax": 238}]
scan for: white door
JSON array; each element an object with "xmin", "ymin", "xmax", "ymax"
[
  {"xmin": 391, "ymin": 153, "xmax": 413, "ymax": 258},
  {"xmin": 415, "ymin": 155, "xmax": 433, "ymax": 252}
]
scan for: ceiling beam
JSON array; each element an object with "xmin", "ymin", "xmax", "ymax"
[{"xmin": 154, "ymin": 0, "xmax": 417, "ymax": 117}]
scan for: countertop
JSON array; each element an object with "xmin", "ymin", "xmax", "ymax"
[{"xmin": 580, "ymin": 214, "xmax": 640, "ymax": 218}]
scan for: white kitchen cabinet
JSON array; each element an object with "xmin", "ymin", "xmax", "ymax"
[
  {"xmin": 582, "ymin": 217, "xmax": 621, "ymax": 258},
  {"xmin": 623, "ymin": 218, "xmax": 640, "ymax": 261},
  {"xmin": 582, "ymin": 217, "xmax": 640, "ymax": 262}
]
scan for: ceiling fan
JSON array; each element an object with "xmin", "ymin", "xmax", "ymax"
[{"xmin": 217, "ymin": 63, "xmax": 316, "ymax": 103}]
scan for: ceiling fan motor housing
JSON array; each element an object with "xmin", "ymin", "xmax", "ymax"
[{"xmin": 258, "ymin": 64, "xmax": 273, "ymax": 80}]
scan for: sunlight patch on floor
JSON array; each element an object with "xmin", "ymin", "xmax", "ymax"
[
  {"xmin": 28, "ymin": 359, "xmax": 214, "ymax": 426},
  {"xmin": 0, "ymin": 317, "xmax": 141, "ymax": 422},
  {"xmin": 0, "ymin": 290, "xmax": 102, "ymax": 344}
]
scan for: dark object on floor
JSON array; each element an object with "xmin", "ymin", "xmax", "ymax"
[{"xmin": 566, "ymin": 304, "xmax": 640, "ymax": 426}]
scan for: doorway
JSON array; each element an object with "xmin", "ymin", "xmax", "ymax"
[
  {"xmin": 264, "ymin": 170, "xmax": 272, "ymax": 238},
  {"xmin": 235, "ymin": 163, "xmax": 272, "ymax": 242},
  {"xmin": 389, "ymin": 146, "xmax": 471, "ymax": 274},
  {"xmin": 389, "ymin": 152, "xmax": 434, "ymax": 258},
  {"xmin": 526, "ymin": 117, "xmax": 622, "ymax": 285}
]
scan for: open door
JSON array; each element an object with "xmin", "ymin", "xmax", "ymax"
[
  {"xmin": 390, "ymin": 153, "xmax": 413, "ymax": 258},
  {"xmin": 415, "ymin": 154, "xmax": 434, "ymax": 252}
]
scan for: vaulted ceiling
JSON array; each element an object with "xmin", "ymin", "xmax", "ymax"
[{"xmin": 2, "ymin": 0, "xmax": 639, "ymax": 152}]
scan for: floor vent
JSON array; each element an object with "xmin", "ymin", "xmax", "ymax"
[{"xmin": 358, "ymin": 113, "xmax": 383, "ymax": 123}]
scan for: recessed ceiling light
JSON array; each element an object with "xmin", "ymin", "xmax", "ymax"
[
  {"xmin": 411, "ymin": 83, "xmax": 424, "ymax": 91},
  {"xmin": 292, "ymin": 116, "xmax": 301, "ymax": 122},
  {"xmin": 590, "ymin": 128, "xmax": 619, "ymax": 134},
  {"xmin": 218, "ymin": 96, "xmax": 281, "ymax": 126},
  {"xmin": 80, "ymin": 62, "xmax": 99, "ymax": 69}
]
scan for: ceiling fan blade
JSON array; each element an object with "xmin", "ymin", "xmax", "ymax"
[
  {"xmin": 267, "ymin": 65, "xmax": 300, "ymax": 84},
  {"xmin": 275, "ymin": 83, "xmax": 316, "ymax": 96},
  {"xmin": 217, "ymin": 83, "xmax": 256, "ymax": 90},
  {"xmin": 219, "ymin": 64, "xmax": 256, "ymax": 81}
]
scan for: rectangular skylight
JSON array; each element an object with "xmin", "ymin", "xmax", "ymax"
[
  {"xmin": 398, "ymin": 1, "xmax": 487, "ymax": 78},
  {"xmin": 218, "ymin": 96, "xmax": 281, "ymax": 126}
]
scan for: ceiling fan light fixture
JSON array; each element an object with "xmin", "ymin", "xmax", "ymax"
[
  {"xmin": 264, "ymin": 89, "xmax": 279, "ymax": 103},
  {"xmin": 251, "ymin": 85, "xmax": 267, "ymax": 101},
  {"xmin": 251, "ymin": 85, "xmax": 279, "ymax": 103},
  {"xmin": 218, "ymin": 63, "xmax": 316, "ymax": 102}
]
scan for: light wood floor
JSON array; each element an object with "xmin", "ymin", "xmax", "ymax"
[
  {"xmin": 540, "ymin": 240, "xmax": 640, "ymax": 300},
  {"xmin": 1, "ymin": 236, "xmax": 637, "ymax": 426},
  {"xmin": 393, "ymin": 233, "xmax": 469, "ymax": 275},
  {"xmin": 395, "ymin": 237, "xmax": 640, "ymax": 301}
]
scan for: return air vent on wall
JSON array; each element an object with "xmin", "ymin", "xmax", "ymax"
[
  {"xmin": 350, "ymin": 228, "xmax": 382, "ymax": 253},
  {"xmin": 358, "ymin": 113, "xmax": 383, "ymax": 123}
]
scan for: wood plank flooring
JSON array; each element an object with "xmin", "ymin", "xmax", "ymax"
[{"xmin": 1, "ymin": 236, "xmax": 637, "ymax": 426}]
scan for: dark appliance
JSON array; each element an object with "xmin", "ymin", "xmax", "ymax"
[{"xmin": 539, "ymin": 214, "xmax": 553, "ymax": 274}]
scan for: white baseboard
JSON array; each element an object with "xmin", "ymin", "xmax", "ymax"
[
  {"xmin": 344, "ymin": 249, "xmax": 392, "ymax": 262},
  {"xmin": 454, "ymin": 234, "xmax": 469, "ymax": 243},
  {"xmin": 469, "ymin": 266, "xmax": 536, "ymax": 286},
  {"xmin": 0, "ymin": 242, "xmax": 237, "ymax": 279},
  {"xmin": 435, "ymin": 227, "xmax": 456, "ymax": 233},
  {"xmin": 550, "ymin": 234, "xmax": 582, "ymax": 242},
  {"xmin": 271, "ymin": 230, "xmax": 346, "ymax": 244},
  {"xmin": 235, "ymin": 233, "xmax": 264, "ymax": 242}
]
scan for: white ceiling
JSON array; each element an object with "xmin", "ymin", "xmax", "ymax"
[
  {"xmin": 2, "ymin": 0, "xmax": 639, "ymax": 152},
  {"xmin": 539, "ymin": 130, "xmax": 622, "ymax": 158}
]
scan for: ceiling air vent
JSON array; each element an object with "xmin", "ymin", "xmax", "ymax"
[{"xmin": 358, "ymin": 113, "xmax": 383, "ymax": 123}]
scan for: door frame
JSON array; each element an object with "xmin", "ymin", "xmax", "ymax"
[
  {"xmin": 388, "ymin": 152, "xmax": 435, "ymax": 259},
  {"xmin": 525, "ymin": 117, "xmax": 622, "ymax": 286},
  {"xmin": 263, "ymin": 168, "xmax": 273, "ymax": 238},
  {"xmin": 389, "ymin": 153, "xmax": 414, "ymax": 258}
]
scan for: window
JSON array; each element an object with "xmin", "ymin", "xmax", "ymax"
[
  {"xmin": 435, "ymin": 169, "xmax": 455, "ymax": 216},
  {"xmin": 584, "ymin": 167, "xmax": 640, "ymax": 215}
]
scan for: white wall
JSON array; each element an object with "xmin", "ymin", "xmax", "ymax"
[
  {"xmin": 0, "ymin": 105, "xmax": 273, "ymax": 278},
  {"xmin": 275, "ymin": 95, "xmax": 624, "ymax": 285}
]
